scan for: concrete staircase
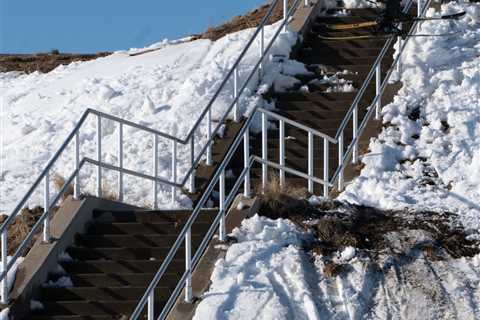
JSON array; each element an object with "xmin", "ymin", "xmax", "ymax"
[{"xmin": 29, "ymin": 209, "xmax": 217, "ymax": 319}]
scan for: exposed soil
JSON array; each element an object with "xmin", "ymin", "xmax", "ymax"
[
  {"xmin": 195, "ymin": 0, "xmax": 295, "ymax": 41},
  {"xmin": 258, "ymin": 192, "xmax": 480, "ymax": 261},
  {"xmin": 0, "ymin": 52, "xmax": 111, "ymax": 74}
]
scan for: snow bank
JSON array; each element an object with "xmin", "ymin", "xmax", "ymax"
[
  {"xmin": 0, "ymin": 256, "xmax": 24, "ymax": 297},
  {"xmin": 193, "ymin": 215, "xmax": 320, "ymax": 320},
  {"xmin": 1, "ymin": 22, "xmax": 303, "ymax": 214},
  {"xmin": 0, "ymin": 308, "xmax": 8, "ymax": 320},
  {"xmin": 340, "ymin": 1, "xmax": 480, "ymax": 239}
]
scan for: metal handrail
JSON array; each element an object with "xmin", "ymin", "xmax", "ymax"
[{"xmin": 130, "ymin": 102, "xmax": 334, "ymax": 319}]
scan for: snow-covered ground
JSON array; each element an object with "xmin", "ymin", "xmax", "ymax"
[
  {"xmin": 340, "ymin": 1, "xmax": 480, "ymax": 240},
  {"xmin": 194, "ymin": 214, "xmax": 480, "ymax": 320},
  {"xmin": 0, "ymin": 22, "xmax": 306, "ymax": 214}
]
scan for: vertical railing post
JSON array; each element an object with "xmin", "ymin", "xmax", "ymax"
[
  {"xmin": 147, "ymin": 291, "xmax": 154, "ymax": 320},
  {"xmin": 261, "ymin": 113, "xmax": 268, "ymax": 190},
  {"xmin": 1, "ymin": 230, "xmax": 8, "ymax": 304},
  {"xmin": 233, "ymin": 68, "xmax": 240, "ymax": 122},
  {"xmin": 219, "ymin": 169, "xmax": 226, "ymax": 242},
  {"xmin": 352, "ymin": 104, "xmax": 358, "ymax": 164},
  {"xmin": 118, "ymin": 123, "xmax": 124, "ymax": 202},
  {"xmin": 185, "ymin": 227, "xmax": 193, "ymax": 303},
  {"xmin": 323, "ymin": 139, "xmax": 329, "ymax": 198},
  {"xmin": 43, "ymin": 170, "xmax": 50, "ymax": 243},
  {"xmin": 396, "ymin": 23, "xmax": 403, "ymax": 76},
  {"xmin": 96, "ymin": 115, "xmax": 102, "ymax": 197},
  {"xmin": 417, "ymin": 0, "xmax": 422, "ymax": 17},
  {"xmin": 152, "ymin": 134, "xmax": 158, "ymax": 209},
  {"xmin": 307, "ymin": 132, "xmax": 314, "ymax": 193},
  {"xmin": 305, "ymin": 0, "xmax": 310, "ymax": 6},
  {"xmin": 283, "ymin": 0, "xmax": 288, "ymax": 32},
  {"xmin": 74, "ymin": 131, "xmax": 80, "ymax": 199},
  {"xmin": 375, "ymin": 63, "xmax": 382, "ymax": 120},
  {"xmin": 171, "ymin": 140, "xmax": 177, "ymax": 204},
  {"xmin": 206, "ymin": 109, "xmax": 213, "ymax": 166},
  {"xmin": 338, "ymin": 132, "xmax": 344, "ymax": 191},
  {"xmin": 189, "ymin": 136, "xmax": 196, "ymax": 193},
  {"xmin": 279, "ymin": 120, "xmax": 285, "ymax": 187},
  {"xmin": 259, "ymin": 26, "xmax": 264, "ymax": 79},
  {"xmin": 243, "ymin": 130, "xmax": 251, "ymax": 197}
]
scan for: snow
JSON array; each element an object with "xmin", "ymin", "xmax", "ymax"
[
  {"xmin": 43, "ymin": 276, "xmax": 73, "ymax": 288},
  {"xmin": 340, "ymin": 2, "xmax": 480, "ymax": 239},
  {"xmin": 193, "ymin": 215, "xmax": 319, "ymax": 320},
  {"xmin": 339, "ymin": 246, "xmax": 356, "ymax": 261},
  {"xmin": 1, "ymin": 21, "xmax": 301, "ymax": 214},
  {"xmin": 0, "ymin": 308, "xmax": 8, "ymax": 320},
  {"xmin": 0, "ymin": 256, "xmax": 24, "ymax": 296},
  {"xmin": 30, "ymin": 299, "xmax": 44, "ymax": 311}
]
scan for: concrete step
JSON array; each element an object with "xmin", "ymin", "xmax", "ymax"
[
  {"xmin": 74, "ymin": 234, "xmax": 203, "ymax": 248},
  {"xmin": 61, "ymin": 273, "xmax": 159, "ymax": 288},
  {"xmin": 40, "ymin": 286, "xmax": 172, "ymax": 302},
  {"xmin": 85, "ymin": 221, "xmax": 212, "ymax": 236},
  {"xmin": 66, "ymin": 246, "xmax": 192, "ymax": 261},
  {"xmin": 60, "ymin": 259, "xmax": 184, "ymax": 274},
  {"xmin": 92, "ymin": 209, "xmax": 215, "ymax": 224}
]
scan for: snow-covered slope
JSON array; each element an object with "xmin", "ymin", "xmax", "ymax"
[
  {"xmin": 340, "ymin": 1, "xmax": 480, "ymax": 239},
  {"xmin": 0, "ymin": 22, "xmax": 304, "ymax": 213}
]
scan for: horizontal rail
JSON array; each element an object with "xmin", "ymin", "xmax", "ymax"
[{"xmin": 258, "ymin": 108, "xmax": 337, "ymax": 143}]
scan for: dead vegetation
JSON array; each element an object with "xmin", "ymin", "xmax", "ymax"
[
  {"xmin": 256, "ymin": 178, "xmax": 480, "ymax": 278},
  {"xmin": 195, "ymin": 0, "xmax": 295, "ymax": 41},
  {"xmin": 0, "ymin": 51, "xmax": 111, "ymax": 74}
]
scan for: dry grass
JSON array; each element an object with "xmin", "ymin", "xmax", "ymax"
[{"xmin": 52, "ymin": 174, "xmax": 74, "ymax": 203}]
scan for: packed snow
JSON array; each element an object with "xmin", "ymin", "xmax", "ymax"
[
  {"xmin": 0, "ymin": 21, "xmax": 307, "ymax": 214},
  {"xmin": 340, "ymin": 1, "xmax": 480, "ymax": 239}
]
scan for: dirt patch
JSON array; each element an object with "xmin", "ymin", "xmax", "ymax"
[
  {"xmin": 257, "ymin": 192, "xmax": 480, "ymax": 261},
  {"xmin": 0, "ymin": 51, "xmax": 111, "ymax": 74},
  {"xmin": 195, "ymin": 0, "xmax": 295, "ymax": 41}
]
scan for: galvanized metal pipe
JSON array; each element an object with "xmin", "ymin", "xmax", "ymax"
[
  {"xmin": 352, "ymin": 105, "xmax": 358, "ymax": 164},
  {"xmin": 206, "ymin": 109, "xmax": 212, "ymax": 166},
  {"xmin": 1, "ymin": 231, "xmax": 7, "ymax": 304},
  {"xmin": 171, "ymin": 141, "xmax": 177, "ymax": 204},
  {"xmin": 375, "ymin": 63, "xmax": 382, "ymax": 120},
  {"xmin": 74, "ymin": 132, "xmax": 80, "ymax": 199},
  {"xmin": 189, "ymin": 136, "xmax": 196, "ymax": 193},
  {"xmin": 96, "ymin": 116, "xmax": 102, "ymax": 197},
  {"xmin": 118, "ymin": 123, "xmax": 124, "ymax": 202},
  {"xmin": 279, "ymin": 119, "xmax": 285, "ymax": 187},
  {"xmin": 185, "ymin": 228, "xmax": 192, "ymax": 302},
  {"xmin": 283, "ymin": 0, "xmax": 288, "ymax": 32},
  {"xmin": 153, "ymin": 134, "xmax": 158, "ymax": 209},
  {"xmin": 43, "ymin": 170, "xmax": 50, "ymax": 243},
  {"xmin": 323, "ymin": 139, "xmax": 329, "ymax": 198},
  {"xmin": 338, "ymin": 132, "xmax": 344, "ymax": 191},
  {"xmin": 243, "ymin": 131, "xmax": 251, "ymax": 197},
  {"xmin": 147, "ymin": 292, "xmax": 154, "ymax": 320},
  {"xmin": 261, "ymin": 113, "xmax": 268, "ymax": 190},
  {"xmin": 233, "ymin": 68, "xmax": 240, "ymax": 122},
  {"xmin": 219, "ymin": 169, "xmax": 226, "ymax": 241},
  {"xmin": 259, "ymin": 26, "xmax": 265, "ymax": 79},
  {"xmin": 308, "ymin": 132, "xmax": 314, "ymax": 193}
]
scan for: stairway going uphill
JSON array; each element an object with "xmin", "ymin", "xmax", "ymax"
[
  {"xmin": 29, "ymin": 209, "xmax": 216, "ymax": 319},
  {"xmin": 6, "ymin": 3, "xmax": 419, "ymax": 319},
  {"xmin": 250, "ymin": 7, "xmax": 406, "ymax": 192}
]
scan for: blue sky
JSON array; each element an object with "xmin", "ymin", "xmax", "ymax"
[{"xmin": 0, "ymin": 0, "xmax": 266, "ymax": 53}]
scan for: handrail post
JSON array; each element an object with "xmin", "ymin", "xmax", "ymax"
[
  {"xmin": 189, "ymin": 136, "xmax": 196, "ymax": 193},
  {"xmin": 418, "ymin": 0, "xmax": 422, "ymax": 17},
  {"xmin": 74, "ymin": 131, "xmax": 80, "ymax": 199},
  {"xmin": 43, "ymin": 170, "xmax": 50, "ymax": 243},
  {"xmin": 1, "ymin": 230, "xmax": 7, "ymax": 304},
  {"xmin": 375, "ymin": 63, "xmax": 382, "ymax": 120},
  {"xmin": 219, "ymin": 169, "xmax": 226, "ymax": 242},
  {"xmin": 233, "ymin": 68, "xmax": 240, "ymax": 122},
  {"xmin": 397, "ymin": 23, "xmax": 403, "ymax": 76},
  {"xmin": 308, "ymin": 132, "xmax": 313, "ymax": 193},
  {"xmin": 171, "ymin": 140, "xmax": 177, "ymax": 204},
  {"xmin": 352, "ymin": 104, "xmax": 358, "ymax": 164},
  {"xmin": 283, "ymin": 0, "xmax": 288, "ymax": 32},
  {"xmin": 338, "ymin": 132, "xmax": 344, "ymax": 191},
  {"xmin": 279, "ymin": 119, "xmax": 285, "ymax": 187},
  {"xmin": 243, "ymin": 131, "xmax": 251, "ymax": 197},
  {"xmin": 305, "ymin": 0, "xmax": 310, "ymax": 6},
  {"xmin": 261, "ymin": 113, "xmax": 268, "ymax": 190},
  {"xmin": 206, "ymin": 109, "xmax": 213, "ymax": 166},
  {"xmin": 147, "ymin": 291, "xmax": 154, "ymax": 320},
  {"xmin": 118, "ymin": 123, "xmax": 124, "ymax": 202},
  {"xmin": 259, "ymin": 26, "xmax": 264, "ymax": 79},
  {"xmin": 185, "ymin": 227, "xmax": 193, "ymax": 303},
  {"xmin": 323, "ymin": 139, "xmax": 329, "ymax": 198},
  {"xmin": 96, "ymin": 115, "xmax": 102, "ymax": 197},
  {"xmin": 152, "ymin": 134, "xmax": 158, "ymax": 209}
]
